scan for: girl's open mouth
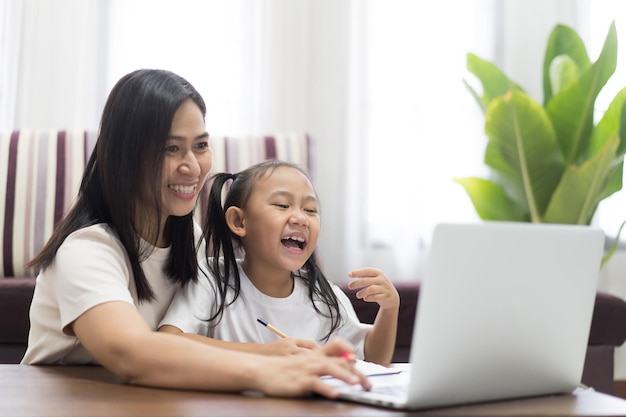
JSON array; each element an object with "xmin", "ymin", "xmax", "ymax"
[{"xmin": 281, "ymin": 236, "xmax": 305, "ymax": 250}]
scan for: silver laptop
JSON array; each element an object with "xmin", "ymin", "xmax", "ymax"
[{"xmin": 329, "ymin": 221, "xmax": 605, "ymax": 410}]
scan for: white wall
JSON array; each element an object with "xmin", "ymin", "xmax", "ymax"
[{"xmin": 306, "ymin": 0, "xmax": 358, "ymax": 279}]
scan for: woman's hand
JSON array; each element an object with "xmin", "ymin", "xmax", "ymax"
[{"xmin": 252, "ymin": 338, "xmax": 371, "ymax": 398}]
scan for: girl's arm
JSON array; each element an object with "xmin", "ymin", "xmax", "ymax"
[
  {"xmin": 347, "ymin": 267, "xmax": 400, "ymax": 367},
  {"xmin": 72, "ymin": 301, "xmax": 369, "ymax": 396},
  {"xmin": 159, "ymin": 324, "xmax": 319, "ymax": 356}
]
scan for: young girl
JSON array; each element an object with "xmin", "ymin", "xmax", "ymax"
[
  {"xmin": 21, "ymin": 69, "xmax": 369, "ymax": 397},
  {"xmin": 160, "ymin": 160, "xmax": 399, "ymax": 366}
]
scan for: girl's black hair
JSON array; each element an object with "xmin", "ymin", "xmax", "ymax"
[
  {"xmin": 28, "ymin": 69, "xmax": 207, "ymax": 302},
  {"xmin": 203, "ymin": 159, "xmax": 343, "ymax": 341}
]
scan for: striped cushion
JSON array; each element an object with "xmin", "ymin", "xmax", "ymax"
[
  {"xmin": 0, "ymin": 130, "xmax": 97, "ymax": 278},
  {"xmin": 0, "ymin": 131, "xmax": 310, "ymax": 278},
  {"xmin": 209, "ymin": 133, "xmax": 311, "ymax": 174}
]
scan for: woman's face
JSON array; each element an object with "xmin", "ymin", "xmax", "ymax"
[{"xmin": 161, "ymin": 98, "xmax": 212, "ymax": 221}]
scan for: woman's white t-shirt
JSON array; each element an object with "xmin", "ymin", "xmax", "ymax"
[
  {"xmin": 21, "ymin": 224, "xmax": 178, "ymax": 365},
  {"xmin": 160, "ymin": 259, "xmax": 371, "ymax": 359}
]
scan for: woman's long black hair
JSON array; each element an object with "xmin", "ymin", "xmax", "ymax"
[
  {"xmin": 28, "ymin": 69, "xmax": 207, "ymax": 302},
  {"xmin": 203, "ymin": 160, "xmax": 343, "ymax": 341}
]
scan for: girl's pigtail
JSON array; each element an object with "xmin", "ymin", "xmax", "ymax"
[
  {"xmin": 302, "ymin": 252, "xmax": 343, "ymax": 342},
  {"xmin": 204, "ymin": 173, "xmax": 240, "ymax": 323}
]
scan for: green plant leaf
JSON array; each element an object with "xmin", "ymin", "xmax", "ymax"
[
  {"xmin": 463, "ymin": 79, "xmax": 486, "ymax": 113},
  {"xmin": 602, "ymin": 219, "xmax": 626, "ymax": 267},
  {"xmin": 590, "ymin": 86, "xmax": 626, "ymax": 156},
  {"xmin": 543, "ymin": 24, "xmax": 591, "ymax": 105},
  {"xmin": 461, "ymin": 21, "xmax": 625, "ymax": 232},
  {"xmin": 464, "ymin": 53, "xmax": 523, "ymax": 113},
  {"xmin": 484, "ymin": 90, "xmax": 564, "ymax": 222},
  {"xmin": 543, "ymin": 134, "xmax": 619, "ymax": 224},
  {"xmin": 590, "ymin": 86, "xmax": 626, "ymax": 199},
  {"xmin": 453, "ymin": 177, "xmax": 528, "ymax": 221},
  {"xmin": 549, "ymin": 55, "xmax": 581, "ymax": 96},
  {"xmin": 602, "ymin": 158, "xmax": 624, "ymax": 200},
  {"xmin": 546, "ymin": 21, "xmax": 617, "ymax": 166}
]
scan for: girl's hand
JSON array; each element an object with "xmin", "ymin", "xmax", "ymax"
[
  {"xmin": 348, "ymin": 268, "xmax": 399, "ymax": 366},
  {"xmin": 261, "ymin": 337, "xmax": 319, "ymax": 356},
  {"xmin": 347, "ymin": 267, "xmax": 400, "ymax": 311}
]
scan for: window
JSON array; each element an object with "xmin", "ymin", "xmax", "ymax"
[
  {"xmin": 360, "ymin": 1, "xmax": 626, "ymax": 281},
  {"xmin": 360, "ymin": 0, "xmax": 495, "ymax": 279}
]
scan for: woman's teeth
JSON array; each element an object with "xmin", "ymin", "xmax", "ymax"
[{"xmin": 169, "ymin": 184, "xmax": 195, "ymax": 194}]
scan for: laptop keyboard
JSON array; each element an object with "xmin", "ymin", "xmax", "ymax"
[{"xmin": 369, "ymin": 385, "xmax": 407, "ymax": 397}]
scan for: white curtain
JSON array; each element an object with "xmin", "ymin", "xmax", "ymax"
[
  {"xmin": 0, "ymin": 0, "xmax": 22, "ymax": 128},
  {"xmin": 0, "ymin": 0, "xmax": 106, "ymax": 130},
  {"xmin": 106, "ymin": 0, "xmax": 313, "ymax": 137},
  {"xmin": 355, "ymin": 0, "xmax": 496, "ymax": 281}
]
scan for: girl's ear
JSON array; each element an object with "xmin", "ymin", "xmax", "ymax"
[{"xmin": 225, "ymin": 206, "xmax": 246, "ymax": 237}]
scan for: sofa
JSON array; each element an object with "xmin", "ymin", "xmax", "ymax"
[
  {"xmin": 2, "ymin": 129, "xmax": 626, "ymax": 396},
  {"xmin": 0, "ymin": 128, "xmax": 311, "ymax": 360}
]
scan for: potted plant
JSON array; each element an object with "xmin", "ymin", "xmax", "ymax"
[{"xmin": 456, "ymin": 21, "xmax": 626, "ymax": 262}]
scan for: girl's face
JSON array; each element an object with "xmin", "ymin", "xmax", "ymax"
[
  {"xmin": 161, "ymin": 98, "xmax": 212, "ymax": 221},
  {"xmin": 236, "ymin": 166, "xmax": 321, "ymax": 277}
]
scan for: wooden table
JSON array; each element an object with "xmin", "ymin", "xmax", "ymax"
[{"xmin": 3, "ymin": 365, "xmax": 626, "ymax": 416}]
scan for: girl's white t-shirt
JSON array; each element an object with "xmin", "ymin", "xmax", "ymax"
[
  {"xmin": 22, "ymin": 224, "xmax": 177, "ymax": 365},
  {"xmin": 160, "ymin": 259, "xmax": 371, "ymax": 359}
]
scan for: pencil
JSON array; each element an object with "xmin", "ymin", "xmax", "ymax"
[
  {"xmin": 256, "ymin": 317, "xmax": 356, "ymax": 363},
  {"xmin": 256, "ymin": 317, "xmax": 288, "ymax": 339}
]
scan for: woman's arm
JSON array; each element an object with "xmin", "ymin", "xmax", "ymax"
[
  {"xmin": 72, "ymin": 301, "xmax": 369, "ymax": 396},
  {"xmin": 159, "ymin": 324, "xmax": 319, "ymax": 356},
  {"xmin": 347, "ymin": 267, "xmax": 400, "ymax": 367}
]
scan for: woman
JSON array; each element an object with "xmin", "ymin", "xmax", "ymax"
[{"xmin": 21, "ymin": 69, "xmax": 369, "ymax": 397}]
